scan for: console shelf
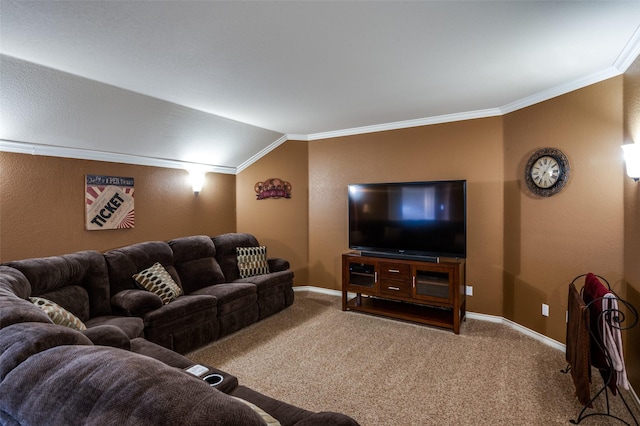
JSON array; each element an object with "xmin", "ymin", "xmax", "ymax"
[{"xmin": 342, "ymin": 253, "xmax": 466, "ymax": 333}]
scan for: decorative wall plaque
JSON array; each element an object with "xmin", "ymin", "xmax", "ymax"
[
  {"xmin": 85, "ymin": 175, "xmax": 135, "ymax": 230},
  {"xmin": 254, "ymin": 178, "xmax": 292, "ymax": 200}
]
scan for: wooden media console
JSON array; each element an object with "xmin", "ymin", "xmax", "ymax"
[{"xmin": 341, "ymin": 252, "xmax": 466, "ymax": 333}]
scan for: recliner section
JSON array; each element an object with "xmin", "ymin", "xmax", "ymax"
[
  {"xmin": 169, "ymin": 235, "xmax": 259, "ymax": 339},
  {"xmin": 213, "ymin": 233, "xmax": 294, "ymax": 320},
  {"xmin": 2, "ymin": 233, "xmax": 295, "ymax": 354}
]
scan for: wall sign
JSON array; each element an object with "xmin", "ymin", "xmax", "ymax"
[
  {"xmin": 85, "ymin": 175, "xmax": 135, "ymax": 230},
  {"xmin": 254, "ymin": 178, "xmax": 292, "ymax": 200}
]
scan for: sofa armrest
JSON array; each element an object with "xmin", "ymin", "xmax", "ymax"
[
  {"xmin": 268, "ymin": 258, "xmax": 290, "ymax": 272},
  {"xmin": 111, "ymin": 289, "xmax": 162, "ymax": 316},
  {"xmin": 82, "ymin": 325, "xmax": 131, "ymax": 350}
]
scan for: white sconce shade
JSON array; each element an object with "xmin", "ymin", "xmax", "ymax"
[
  {"xmin": 622, "ymin": 144, "xmax": 640, "ymax": 181},
  {"xmin": 188, "ymin": 171, "xmax": 205, "ymax": 194}
]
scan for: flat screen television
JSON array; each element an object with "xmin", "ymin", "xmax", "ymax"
[{"xmin": 348, "ymin": 180, "xmax": 466, "ymax": 260}]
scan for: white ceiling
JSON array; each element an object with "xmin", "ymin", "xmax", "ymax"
[{"xmin": 2, "ymin": 1, "xmax": 640, "ymax": 169}]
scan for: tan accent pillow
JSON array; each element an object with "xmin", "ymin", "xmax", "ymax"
[
  {"xmin": 236, "ymin": 246, "xmax": 270, "ymax": 278},
  {"xmin": 30, "ymin": 296, "xmax": 87, "ymax": 331},
  {"xmin": 231, "ymin": 396, "xmax": 281, "ymax": 426},
  {"xmin": 132, "ymin": 262, "xmax": 183, "ymax": 304}
]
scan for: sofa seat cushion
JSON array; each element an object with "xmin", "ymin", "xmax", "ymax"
[
  {"xmin": 233, "ymin": 270, "xmax": 293, "ymax": 294},
  {"xmin": 130, "ymin": 337, "xmax": 194, "ymax": 369},
  {"xmin": 81, "ymin": 325, "xmax": 131, "ymax": 349},
  {"xmin": 191, "ymin": 283, "xmax": 257, "ymax": 315},
  {"xmin": 82, "ymin": 325, "xmax": 131, "ymax": 351},
  {"xmin": 85, "ymin": 315, "xmax": 145, "ymax": 339},
  {"xmin": 127, "ymin": 293, "xmax": 218, "ymax": 354},
  {"xmin": 148, "ymin": 319, "xmax": 219, "ymax": 354},
  {"xmin": 142, "ymin": 295, "xmax": 217, "ymax": 328},
  {"xmin": 217, "ymin": 303, "xmax": 260, "ymax": 338}
]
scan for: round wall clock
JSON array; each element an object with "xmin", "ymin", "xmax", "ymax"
[{"xmin": 524, "ymin": 147, "xmax": 570, "ymax": 197}]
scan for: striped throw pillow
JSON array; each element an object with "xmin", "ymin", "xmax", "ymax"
[
  {"xmin": 133, "ymin": 262, "xmax": 183, "ymax": 304},
  {"xmin": 236, "ymin": 246, "xmax": 270, "ymax": 278},
  {"xmin": 30, "ymin": 296, "xmax": 87, "ymax": 331}
]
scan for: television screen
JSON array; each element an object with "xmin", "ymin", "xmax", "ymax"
[{"xmin": 348, "ymin": 180, "xmax": 466, "ymax": 259}]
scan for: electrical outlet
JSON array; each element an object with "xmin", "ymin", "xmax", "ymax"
[
  {"xmin": 466, "ymin": 285, "xmax": 473, "ymax": 296},
  {"xmin": 542, "ymin": 303, "xmax": 549, "ymax": 317}
]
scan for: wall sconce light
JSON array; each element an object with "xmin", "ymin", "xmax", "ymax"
[
  {"xmin": 622, "ymin": 144, "xmax": 640, "ymax": 182},
  {"xmin": 188, "ymin": 170, "xmax": 205, "ymax": 195}
]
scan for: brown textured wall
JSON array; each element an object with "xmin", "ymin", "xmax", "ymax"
[
  {"xmin": 236, "ymin": 140, "xmax": 309, "ymax": 284},
  {"xmin": 0, "ymin": 152, "xmax": 236, "ymax": 262},
  {"xmin": 306, "ymin": 77, "xmax": 626, "ymax": 345},
  {"xmin": 504, "ymin": 77, "xmax": 624, "ymax": 343},
  {"xmin": 308, "ymin": 118, "xmax": 505, "ymax": 318},
  {"xmin": 623, "ymin": 56, "xmax": 640, "ymax": 392}
]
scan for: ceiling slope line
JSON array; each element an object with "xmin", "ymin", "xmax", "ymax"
[
  {"xmin": 614, "ymin": 25, "xmax": 640, "ymax": 72},
  {"xmin": 0, "ymin": 139, "xmax": 237, "ymax": 175},
  {"xmin": 235, "ymin": 134, "xmax": 289, "ymax": 173}
]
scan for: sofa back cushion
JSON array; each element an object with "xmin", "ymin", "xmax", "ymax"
[
  {"xmin": 0, "ymin": 266, "xmax": 52, "ymax": 329},
  {"xmin": 104, "ymin": 241, "xmax": 182, "ymax": 296},
  {"xmin": 0, "ymin": 343, "xmax": 267, "ymax": 426},
  {"xmin": 4, "ymin": 251, "xmax": 111, "ymax": 320},
  {"xmin": 212, "ymin": 233, "xmax": 260, "ymax": 282},
  {"xmin": 169, "ymin": 235, "xmax": 226, "ymax": 294},
  {"xmin": 0, "ymin": 322, "xmax": 93, "ymax": 381}
]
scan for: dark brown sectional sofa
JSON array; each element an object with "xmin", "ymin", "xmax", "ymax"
[{"xmin": 0, "ymin": 233, "xmax": 359, "ymax": 426}]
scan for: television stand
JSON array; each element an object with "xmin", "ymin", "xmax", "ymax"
[{"xmin": 341, "ymin": 252, "xmax": 466, "ymax": 333}]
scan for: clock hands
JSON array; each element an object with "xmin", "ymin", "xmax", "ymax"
[{"xmin": 532, "ymin": 158, "xmax": 559, "ymax": 188}]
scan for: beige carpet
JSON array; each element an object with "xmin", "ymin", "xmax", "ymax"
[{"xmin": 187, "ymin": 291, "xmax": 640, "ymax": 425}]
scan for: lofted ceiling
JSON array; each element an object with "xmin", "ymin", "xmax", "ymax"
[{"xmin": 1, "ymin": 1, "xmax": 640, "ymax": 171}]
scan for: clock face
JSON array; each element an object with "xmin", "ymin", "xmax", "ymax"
[
  {"xmin": 524, "ymin": 148, "xmax": 570, "ymax": 197},
  {"xmin": 530, "ymin": 155, "xmax": 560, "ymax": 188}
]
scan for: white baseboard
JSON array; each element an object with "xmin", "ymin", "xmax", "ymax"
[
  {"xmin": 294, "ymin": 286, "xmax": 341, "ymax": 297},
  {"xmin": 295, "ymin": 285, "xmax": 565, "ymax": 349},
  {"xmin": 465, "ymin": 311, "xmax": 567, "ymax": 352}
]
